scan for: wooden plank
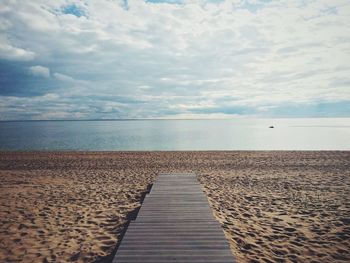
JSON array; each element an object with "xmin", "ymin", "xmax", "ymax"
[
  {"xmin": 113, "ymin": 173, "xmax": 234, "ymax": 263},
  {"xmin": 114, "ymin": 255, "xmax": 234, "ymax": 263}
]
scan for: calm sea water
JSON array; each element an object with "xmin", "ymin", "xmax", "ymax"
[{"xmin": 0, "ymin": 118, "xmax": 349, "ymax": 150}]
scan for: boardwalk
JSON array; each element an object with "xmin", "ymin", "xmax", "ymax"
[{"xmin": 113, "ymin": 173, "xmax": 234, "ymax": 263}]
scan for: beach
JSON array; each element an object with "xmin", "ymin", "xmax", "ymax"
[{"xmin": 0, "ymin": 151, "xmax": 349, "ymax": 262}]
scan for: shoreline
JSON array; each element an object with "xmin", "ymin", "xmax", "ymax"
[{"xmin": 1, "ymin": 151, "xmax": 349, "ymax": 262}]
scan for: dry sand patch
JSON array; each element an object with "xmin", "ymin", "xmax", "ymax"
[{"xmin": 0, "ymin": 151, "xmax": 349, "ymax": 262}]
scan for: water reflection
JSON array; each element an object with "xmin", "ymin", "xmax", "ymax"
[{"xmin": 0, "ymin": 118, "xmax": 349, "ymax": 150}]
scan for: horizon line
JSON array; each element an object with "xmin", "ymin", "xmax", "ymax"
[{"xmin": 0, "ymin": 116, "xmax": 349, "ymax": 122}]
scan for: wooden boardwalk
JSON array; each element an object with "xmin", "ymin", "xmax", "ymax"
[{"xmin": 113, "ymin": 173, "xmax": 234, "ymax": 263}]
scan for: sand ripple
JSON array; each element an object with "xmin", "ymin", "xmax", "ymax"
[{"xmin": 0, "ymin": 151, "xmax": 349, "ymax": 262}]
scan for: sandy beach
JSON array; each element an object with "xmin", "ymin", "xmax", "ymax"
[{"xmin": 0, "ymin": 151, "xmax": 349, "ymax": 263}]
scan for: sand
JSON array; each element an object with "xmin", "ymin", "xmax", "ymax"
[{"xmin": 0, "ymin": 151, "xmax": 349, "ymax": 263}]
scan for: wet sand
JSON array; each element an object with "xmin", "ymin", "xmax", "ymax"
[{"xmin": 0, "ymin": 151, "xmax": 349, "ymax": 262}]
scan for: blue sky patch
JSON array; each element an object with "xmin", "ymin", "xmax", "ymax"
[
  {"xmin": 238, "ymin": 0, "xmax": 272, "ymax": 13},
  {"xmin": 62, "ymin": 4, "xmax": 86, "ymax": 17},
  {"xmin": 121, "ymin": 0, "xmax": 129, "ymax": 10}
]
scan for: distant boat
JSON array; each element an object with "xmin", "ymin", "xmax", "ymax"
[{"xmin": 269, "ymin": 126, "xmax": 274, "ymax": 128}]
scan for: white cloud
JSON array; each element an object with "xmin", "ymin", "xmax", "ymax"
[
  {"xmin": 29, "ymin": 65, "xmax": 50, "ymax": 78},
  {"xmin": 0, "ymin": 0, "xmax": 350, "ymax": 119},
  {"xmin": 54, "ymin": 72, "xmax": 75, "ymax": 82},
  {"xmin": 0, "ymin": 38, "xmax": 35, "ymax": 61}
]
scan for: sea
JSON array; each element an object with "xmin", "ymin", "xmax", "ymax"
[{"xmin": 0, "ymin": 118, "xmax": 349, "ymax": 151}]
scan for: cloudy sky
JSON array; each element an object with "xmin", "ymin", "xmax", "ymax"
[{"xmin": 0, "ymin": 0, "xmax": 349, "ymax": 120}]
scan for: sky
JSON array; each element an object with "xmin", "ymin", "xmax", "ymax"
[{"xmin": 0, "ymin": 0, "xmax": 349, "ymax": 120}]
